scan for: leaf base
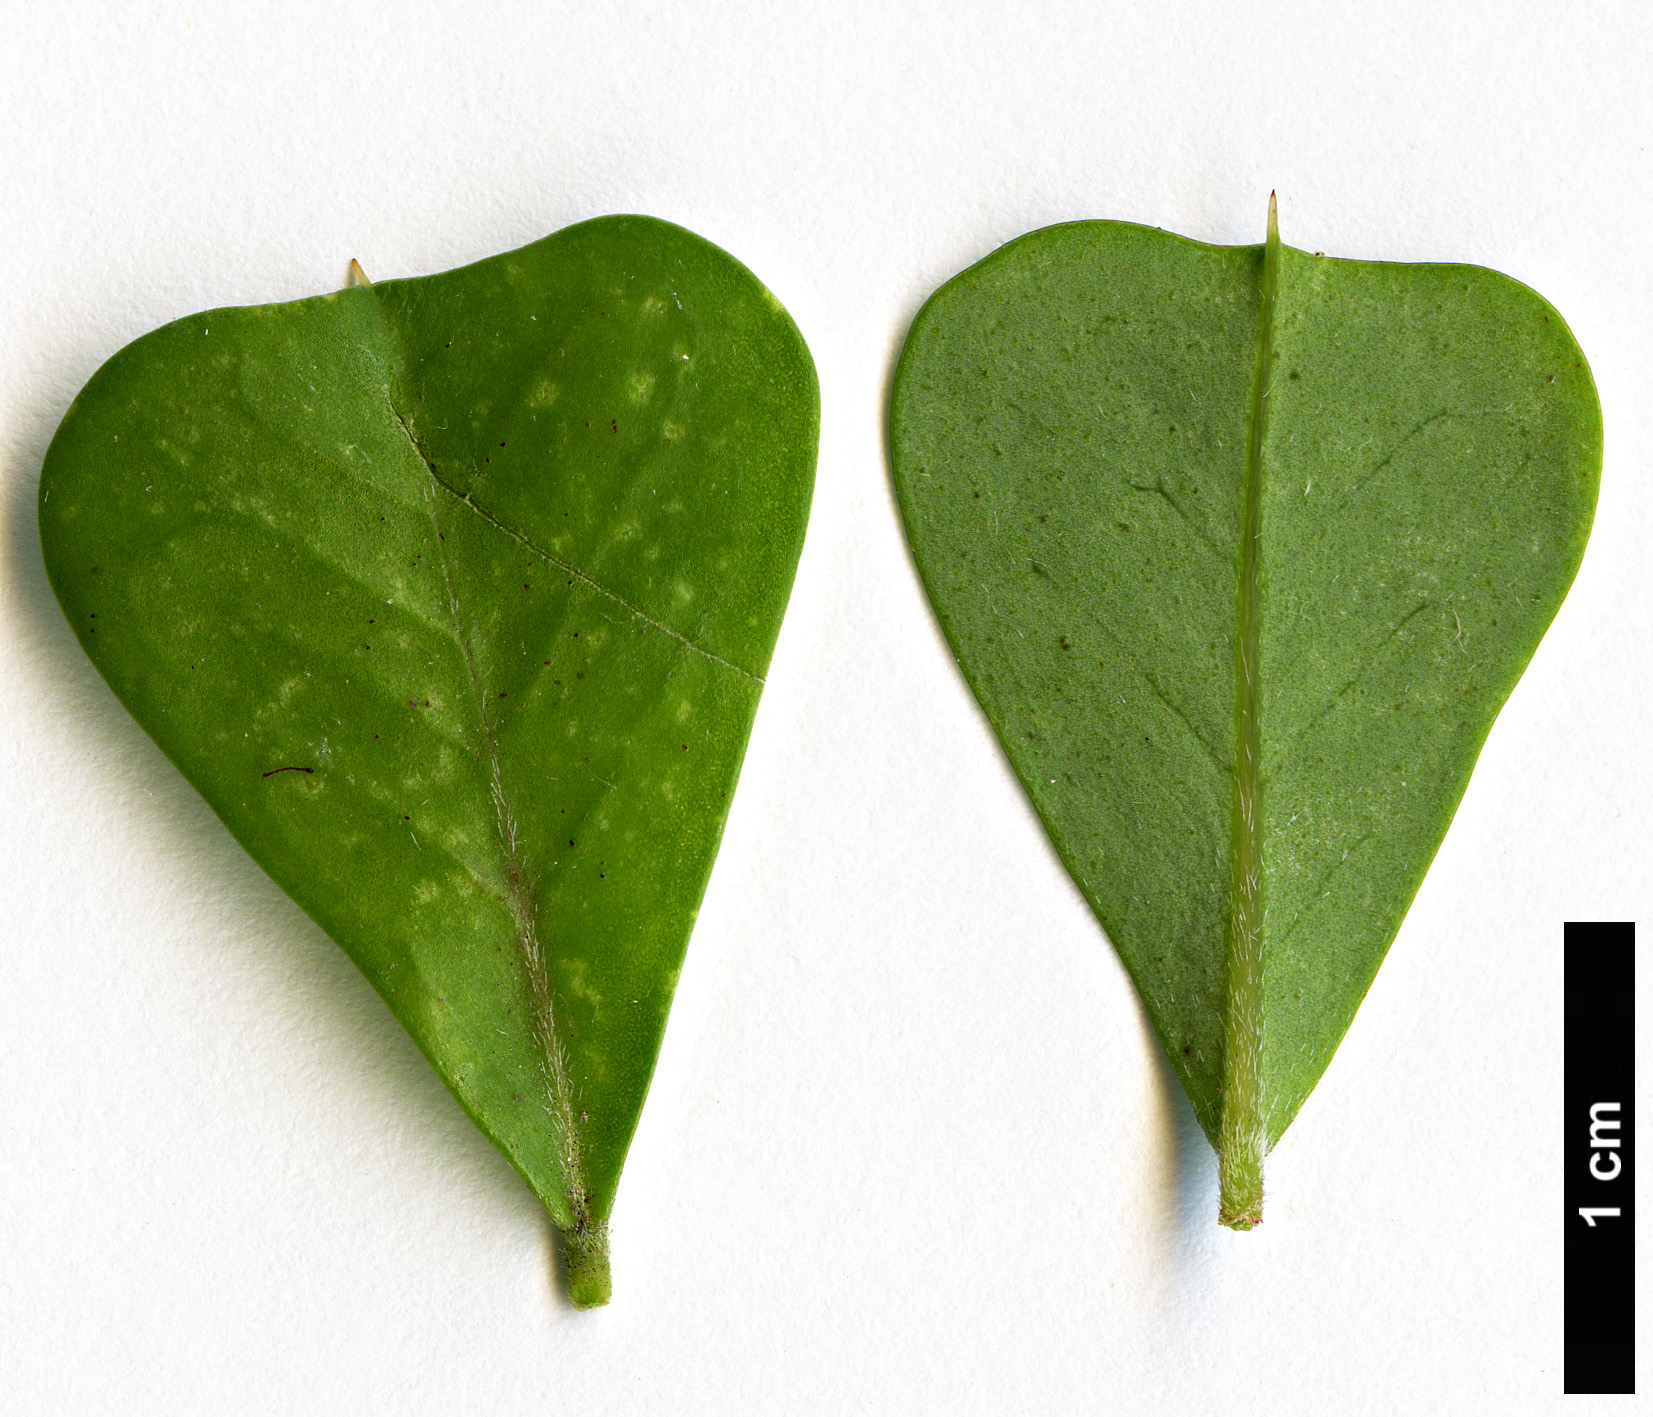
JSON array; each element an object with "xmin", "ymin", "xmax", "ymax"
[
  {"xmin": 563, "ymin": 1223, "xmax": 612, "ymax": 1309},
  {"xmin": 1218, "ymin": 1177, "xmax": 1263, "ymax": 1231}
]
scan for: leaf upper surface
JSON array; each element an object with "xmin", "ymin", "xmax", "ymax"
[{"xmin": 40, "ymin": 216, "xmax": 818, "ymax": 1287}]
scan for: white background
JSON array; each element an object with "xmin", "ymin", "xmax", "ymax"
[{"xmin": 3, "ymin": 3, "xmax": 1648, "ymax": 1412}]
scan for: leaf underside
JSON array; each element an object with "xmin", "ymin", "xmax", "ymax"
[
  {"xmin": 890, "ymin": 217, "xmax": 1599, "ymax": 1221},
  {"xmin": 40, "ymin": 216, "xmax": 819, "ymax": 1300}
]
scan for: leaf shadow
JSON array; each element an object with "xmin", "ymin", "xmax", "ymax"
[
  {"xmin": 1, "ymin": 358, "xmax": 551, "ymax": 1259},
  {"xmin": 1136, "ymin": 993, "xmax": 1221, "ymax": 1265}
]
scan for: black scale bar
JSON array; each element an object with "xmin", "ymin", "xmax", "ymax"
[{"xmin": 1565, "ymin": 922, "xmax": 1635, "ymax": 1395}]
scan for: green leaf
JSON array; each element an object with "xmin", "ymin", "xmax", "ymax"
[
  {"xmin": 39, "ymin": 215, "xmax": 818, "ymax": 1304},
  {"xmin": 889, "ymin": 201, "xmax": 1599, "ymax": 1227}
]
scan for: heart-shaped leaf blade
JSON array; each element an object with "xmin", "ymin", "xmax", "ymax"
[
  {"xmin": 889, "ymin": 207, "xmax": 1599, "ymax": 1226},
  {"xmin": 40, "ymin": 216, "xmax": 818, "ymax": 1303}
]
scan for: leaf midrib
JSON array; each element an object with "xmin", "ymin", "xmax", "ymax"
[
  {"xmin": 366, "ymin": 308, "xmax": 761, "ymax": 1243},
  {"xmin": 1216, "ymin": 199, "xmax": 1277, "ymax": 1225},
  {"xmin": 418, "ymin": 458, "xmax": 594, "ymax": 1233}
]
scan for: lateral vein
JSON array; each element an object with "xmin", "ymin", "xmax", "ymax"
[{"xmin": 390, "ymin": 405, "xmax": 763, "ymax": 686}]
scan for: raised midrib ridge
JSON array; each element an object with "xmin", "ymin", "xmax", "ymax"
[{"xmin": 1218, "ymin": 194, "xmax": 1279, "ymax": 1230}]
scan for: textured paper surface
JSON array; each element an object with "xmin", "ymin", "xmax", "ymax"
[{"xmin": 2, "ymin": 2, "xmax": 1648, "ymax": 1412}]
